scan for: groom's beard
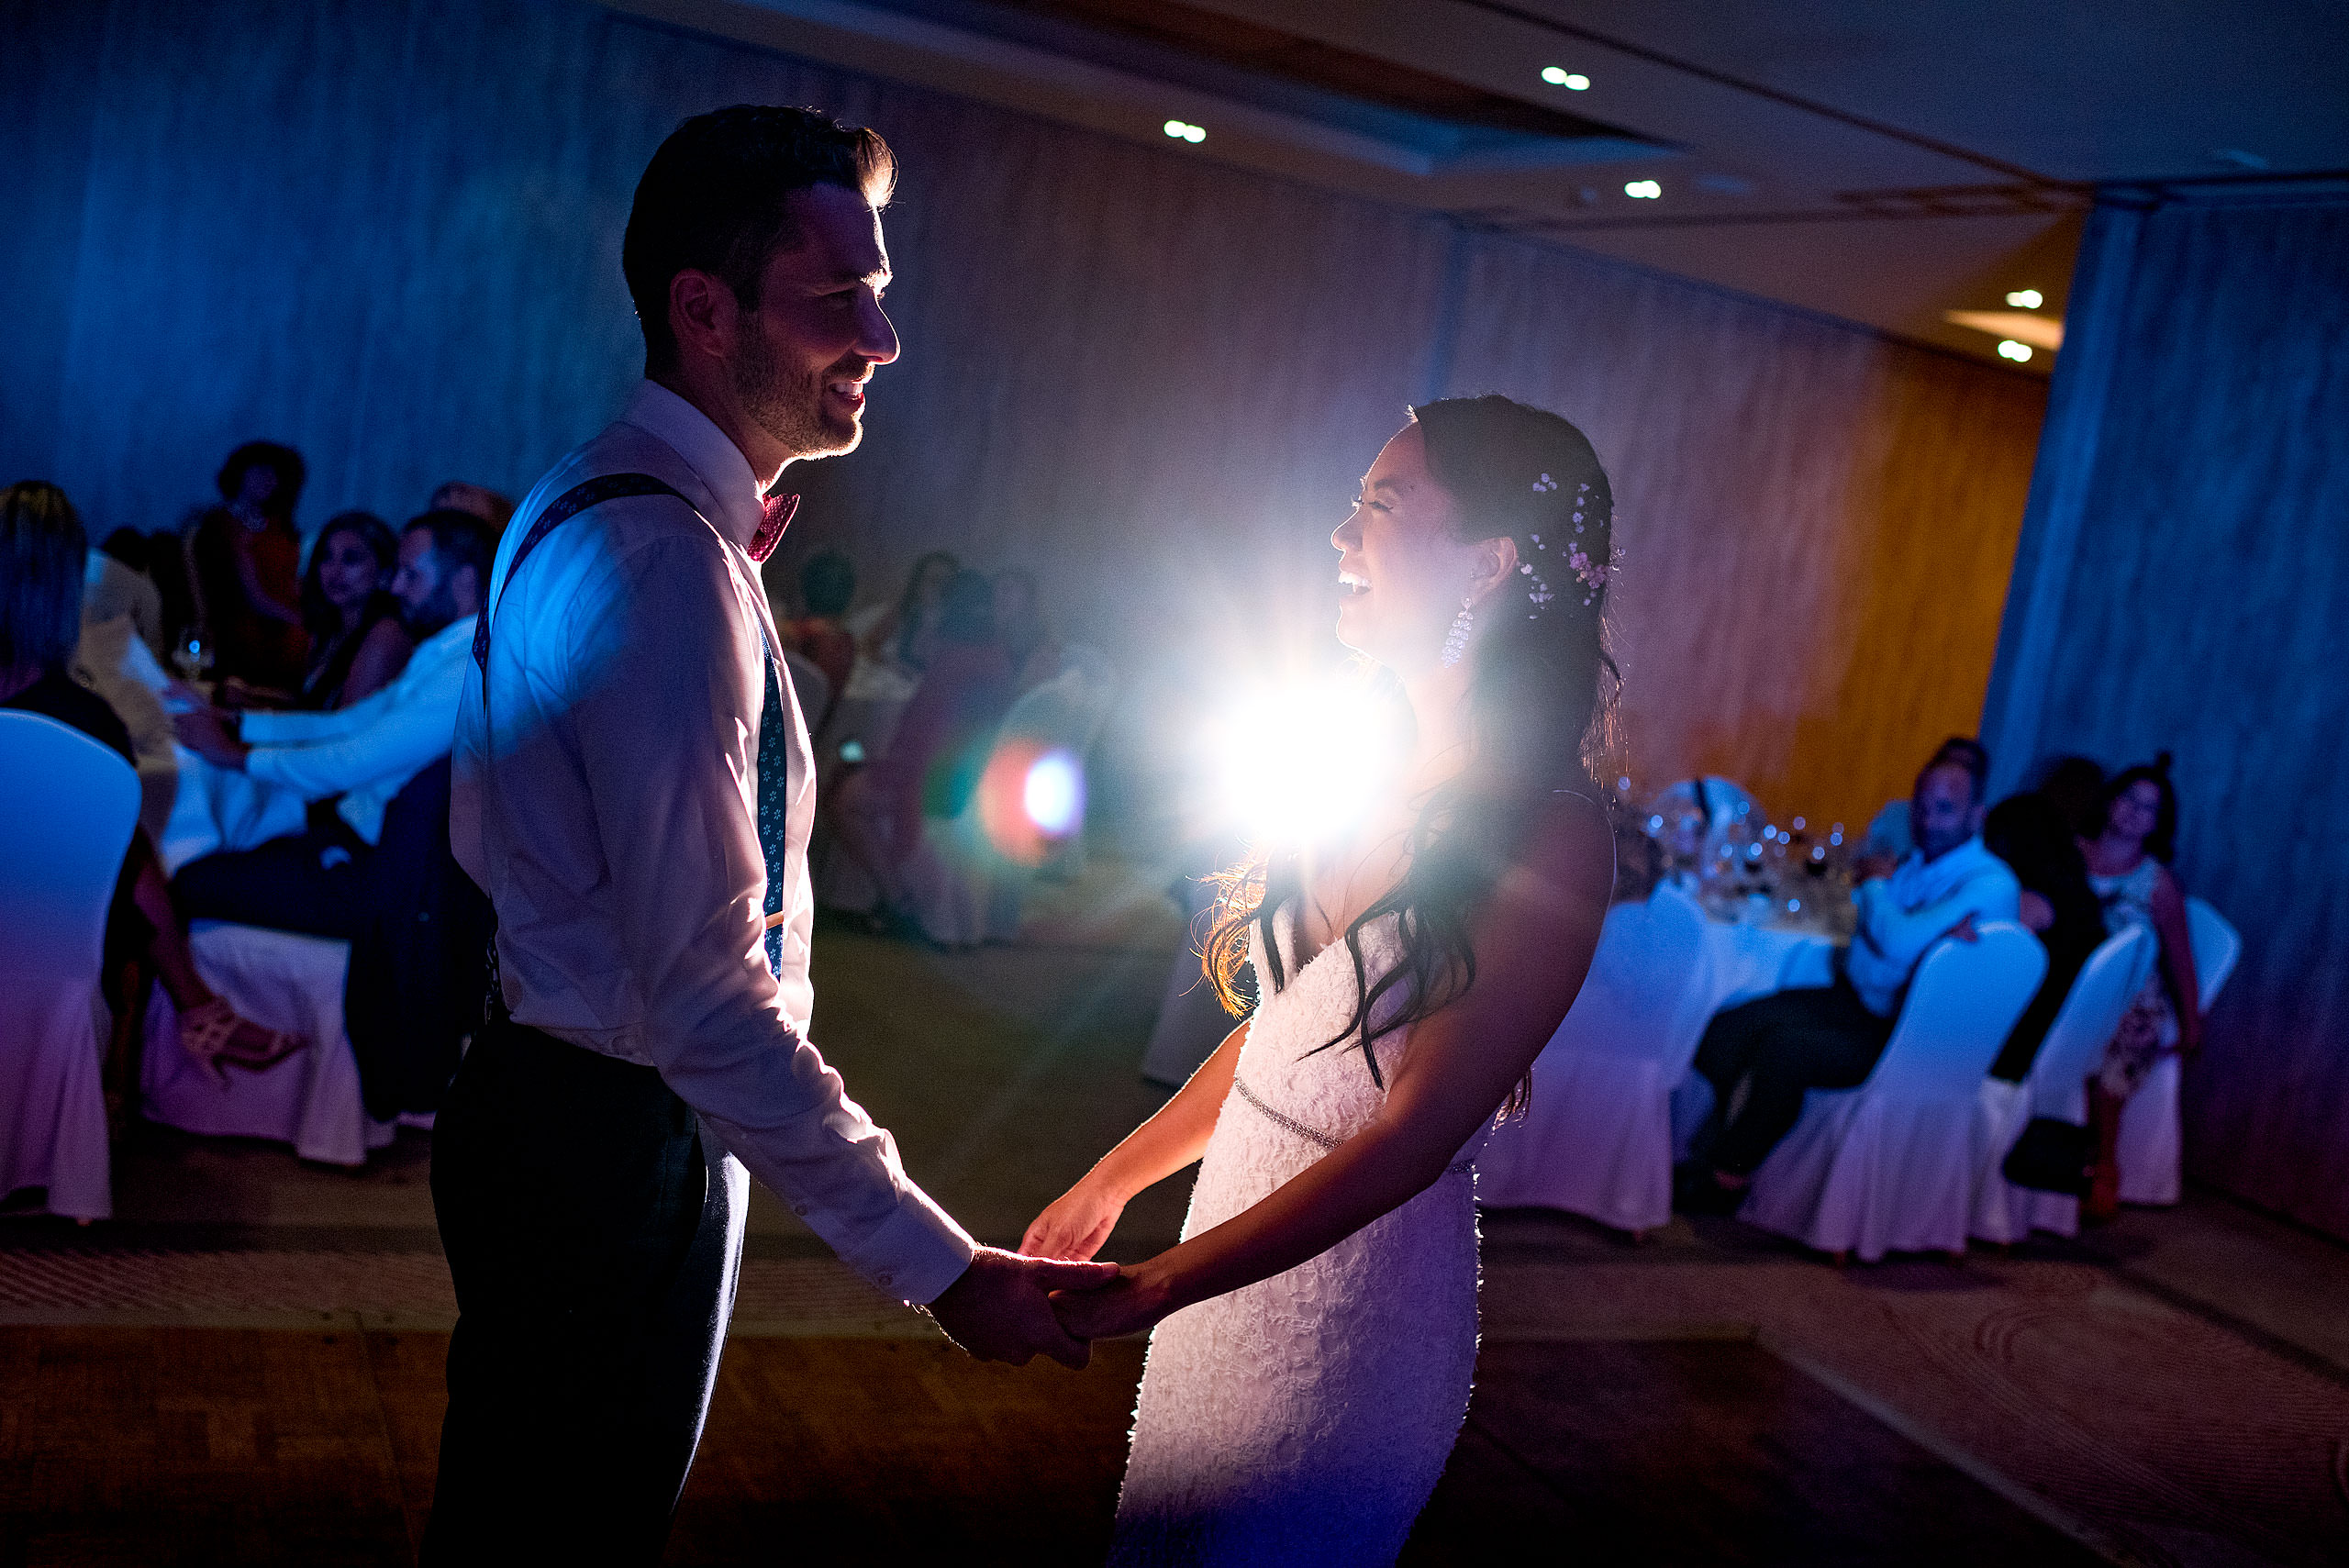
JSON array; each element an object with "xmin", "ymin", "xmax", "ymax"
[{"xmin": 736, "ymin": 328, "xmax": 866, "ymax": 459}]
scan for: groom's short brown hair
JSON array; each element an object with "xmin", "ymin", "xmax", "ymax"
[{"xmin": 621, "ymin": 105, "xmax": 896, "ymax": 374}]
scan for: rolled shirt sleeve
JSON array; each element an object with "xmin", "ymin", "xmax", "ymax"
[
  {"xmin": 1846, "ymin": 854, "xmax": 2023, "ymax": 1016},
  {"xmin": 562, "ymin": 535, "xmax": 974, "ymax": 1305},
  {"xmin": 240, "ymin": 658, "xmax": 462, "ymax": 806}
]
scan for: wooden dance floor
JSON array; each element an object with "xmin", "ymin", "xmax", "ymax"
[
  {"xmin": 1, "ymin": 1323, "xmax": 2091, "ymax": 1565},
  {"xmin": 7, "ymin": 882, "xmax": 2346, "ymax": 1563}
]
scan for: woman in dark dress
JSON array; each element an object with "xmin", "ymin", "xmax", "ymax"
[
  {"xmin": 1984, "ymin": 786, "xmax": 2108, "ymax": 1083},
  {"xmin": 2, "ymin": 481, "xmax": 299, "ymax": 1074},
  {"xmin": 294, "ymin": 511, "xmax": 411, "ymax": 710}
]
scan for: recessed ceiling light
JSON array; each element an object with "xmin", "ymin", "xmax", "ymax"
[
  {"xmin": 1997, "ymin": 339, "xmax": 2032, "ymax": 362},
  {"xmin": 1163, "ymin": 119, "xmax": 1205, "ymax": 143},
  {"xmin": 2005, "ymin": 288, "xmax": 2043, "ymax": 309},
  {"xmin": 1540, "ymin": 66, "xmax": 1590, "ymax": 89},
  {"xmin": 1623, "ymin": 180, "xmax": 1662, "ymax": 199}
]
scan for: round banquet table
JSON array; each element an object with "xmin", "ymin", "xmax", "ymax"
[{"xmin": 1664, "ymin": 914, "xmax": 1842, "ymax": 1162}]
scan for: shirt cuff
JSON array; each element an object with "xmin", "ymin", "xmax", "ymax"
[
  {"xmin": 241, "ymin": 747, "xmax": 287, "ymax": 788},
  {"xmin": 832, "ymin": 1189, "xmax": 978, "ymax": 1307}
]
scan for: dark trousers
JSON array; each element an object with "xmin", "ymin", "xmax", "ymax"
[
  {"xmin": 171, "ymin": 817, "xmax": 372, "ymax": 939},
  {"xmin": 421, "ymin": 1016, "xmax": 745, "ymax": 1564},
  {"xmin": 1693, "ymin": 978, "xmax": 1895, "ymax": 1175}
]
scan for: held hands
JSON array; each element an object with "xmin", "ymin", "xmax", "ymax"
[
  {"xmin": 1020, "ymin": 1175, "xmax": 1174, "ymax": 1342},
  {"xmin": 1048, "ymin": 1262, "xmax": 1174, "ymax": 1342},
  {"xmin": 924, "ymin": 1246, "xmax": 1120, "ymax": 1370}
]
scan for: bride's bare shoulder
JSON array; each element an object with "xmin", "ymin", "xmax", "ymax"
[{"xmin": 1511, "ymin": 789, "xmax": 1617, "ymax": 914}]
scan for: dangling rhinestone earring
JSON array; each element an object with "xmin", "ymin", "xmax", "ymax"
[{"xmin": 1441, "ymin": 596, "xmax": 1475, "ymax": 666}]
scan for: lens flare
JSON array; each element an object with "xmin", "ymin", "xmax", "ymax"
[
  {"xmin": 1023, "ymin": 750, "xmax": 1084, "ymax": 837},
  {"xmin": 1212, "ymin": 675, "xmax": 1403, "ymax": 845}
]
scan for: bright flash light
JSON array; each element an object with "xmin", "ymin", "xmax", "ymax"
[
  {"xmin": 1624, "ymin": 180, "xmax": 1662, "ymax": 199},
  {"xmin": 1540, "ymin": 66, "xmax": 1591, "ymax": 89},
  {"xmin": 1998, "ymin": 339, "xmax": 2032, "ymax": 362},
  {"xmin": 1163, "ymin": 119, "xmax": 1206, "ymax": 143},
  {"xmin": 1023, "ymin": 751, "xmax": 1084, "ymax": 837},
  {"xmin": 2005, "ymin": 288, "xmax": 2043, "ymax": 308},
  {"xmin": 1214, "ymin": 677, "xmax": 1401, "ymax": 844}
]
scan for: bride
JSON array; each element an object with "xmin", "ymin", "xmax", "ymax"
[{"xmin": 1028, "ymin": 395, "xmax": 1620, "ymax": 1564}]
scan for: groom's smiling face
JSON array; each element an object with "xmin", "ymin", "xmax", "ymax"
[
  {"xmin": 730, "ymin": 183, "xmax": 899, "ymax": 460},
  {"xmin": 1332, "ymin": 424, "xmax": 1494, "ymax": 673}
]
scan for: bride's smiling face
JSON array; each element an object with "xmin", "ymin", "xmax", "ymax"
[{"xmin": 1332, "ymin": 424, "xmax": 1513, "ymax": 674}]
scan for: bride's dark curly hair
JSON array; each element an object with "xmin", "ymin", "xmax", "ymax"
[{"xmin": 1202, "ymin": 395, "xmax": 1622, "ymax": 1106}]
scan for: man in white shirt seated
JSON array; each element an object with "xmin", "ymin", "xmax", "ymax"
[
  {"xmin": 1680, "ymin": 739, "xmax": 2021, "ymax": 1211},
  {"xmin": 166, "ymin": 509, "xmax": 493, "ymax": 935}
]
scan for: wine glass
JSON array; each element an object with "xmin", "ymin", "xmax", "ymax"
[{"xmin": 172, "ymin": 634, "xmax": 215, "ymax": 686}]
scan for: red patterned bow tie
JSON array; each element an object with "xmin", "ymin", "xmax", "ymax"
[{"xmin": 751, "ymin": 493, "xmax": 798, "ymax": 562}]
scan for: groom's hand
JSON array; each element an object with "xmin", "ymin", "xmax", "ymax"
[{"xmin": 925, "ymin": 1247, "xmax": 1120, "ymax": 1370}]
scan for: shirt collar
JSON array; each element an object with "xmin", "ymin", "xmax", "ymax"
[{"xmin": 618, "ymin": 379, "xmax": 768, "ymax": 552}]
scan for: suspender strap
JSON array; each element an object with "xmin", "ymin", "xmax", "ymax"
[{"xmin": 471, "ymin": 472, "xmax": 691, "ymax": 673}]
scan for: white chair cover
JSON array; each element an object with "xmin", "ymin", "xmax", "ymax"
[
  {"xmin": 1477, "ymin": 885, "xmax": 1712, "ymax": 1232},
  {"xmin": 906, "ymin": 659, "xmax": 1118, "ymax": 946},
  {"xmin": 0, "ymin": 713, "xmax": 140, "ymax": 1220},
  {"xmin": 2113, "ymin": 896, "xmax": 2242, "ymax": 1206},
  {"xmin": 1971, "ymin": 925, "xmax": 2155, "ymax": 1242},
  {"xmin": 1743, "ymin": 922, "xmax": 2045, "ymax": 1261},
  {"xmin": 140, "ymin": 922, "xmax": 394, "ymax": 1167}
]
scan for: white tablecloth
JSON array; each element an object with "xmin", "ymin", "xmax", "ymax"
[{"xmin": 1666, "ymin": 918, "xmax": 1838, "ymax": 1162}]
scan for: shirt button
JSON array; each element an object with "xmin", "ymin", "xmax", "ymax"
[
  {"xmin": 790, "ymin": 1202, "xmax": 808, "ymax": 1218},
  {"xmin": 875, "ymin": 1270, "xmax": 895, "ymax": 1290}
]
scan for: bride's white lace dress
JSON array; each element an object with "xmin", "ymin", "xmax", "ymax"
[{"xmin": 1110, "ymin": 904, "xmax": 1481, "ymax": 1565}]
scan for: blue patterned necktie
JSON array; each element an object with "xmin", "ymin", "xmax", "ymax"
[{"xmin": 756, "ymin": 643, "xmax": 791, "ymax": 977}]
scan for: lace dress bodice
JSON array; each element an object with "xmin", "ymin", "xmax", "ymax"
[{"xmin": 1109, "ymin": 903, "xmax": 1482, "ymax": 1566}]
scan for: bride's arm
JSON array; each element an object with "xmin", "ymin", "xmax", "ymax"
[
  {"xmin": 1055, "ymin": 796, "xmax": 1612, "ymax": 1334},
  {"xmin": 1019, "ymin": 1017, "xmax": 1251, "ymax": 1260}
]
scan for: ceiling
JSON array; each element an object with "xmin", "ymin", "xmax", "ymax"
[{"xmin": 610, "ymin": 0, "xmax": 2349, "ymax": 373}]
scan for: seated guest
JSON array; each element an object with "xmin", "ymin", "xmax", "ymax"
[
  {"xmin": 167, "ymin": 509, "xmax": 490, "ymax": 938},
  {"xmin": 185, "ymin": 441, "xmax": 311, "ymax": 690},
  {"xmin": 1680, "ymin": 740, "xmax": 2021, "ymax": 1210},
  {"xmin": 782, "ymin": 549, "xmax": 856, "ymax": 730},
  {"xmin": 293, "ymin": 511, "xmax": 411, "ymax": 710},
  {"xmin": 851, "ymin": 548, "xmax": 960, "ymax": 674},
  {"xmin": 2032, "ymin": 753, "xmax": 2109, "ymax": 836},
  {"xmin": 2, "ymin": 481, "xmax": 297, "ymax": 1073},
  {"xmin": 828, "ymin": 569, "xmax": 1014, "ymax": 934},
  {"xmin": 82, "ymin": 528, "xmax": 166, "ymax": 658},
  {"xmin": 1861, "ymin": 736, "xmax": 1989, "ymax": 862},
  {"xmin": 995, "ymin": 568, "xmax": 1063, "ymax": 691},
  {"xmin": 1984, "ymin": 781, "xmax": 2107, "ymax": 1082},
  {"xmin": 428, "ymin": 480, "xmax": 517, "ymax": 535},
  {"xmin": 2082, "ymin": 754, "xmax": 2199, "ymax": 1218}
]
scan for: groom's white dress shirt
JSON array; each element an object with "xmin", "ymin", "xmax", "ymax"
[{"xmin": 451, "ymin": 380, "xmax": 975, "ymax": 1306}]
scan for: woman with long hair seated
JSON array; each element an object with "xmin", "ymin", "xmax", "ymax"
[
  {"xmin": 2082, "ymin": 755, "xmax": 2200, "ymax": 1218},
  {"xmin": 827, "ymin": 570, "xmax": 1014, "ymax": 936},
  {"xmin": 294, "ymin": 511, "xmax": 412, "ymax": 710},
  {"xmin": 1025, "ymin": 397, "xmax": 1618, "ymax": 1563},
  {"xmin": 2, "ymin": 482, "xmax": 300, "ymax": 1076}
]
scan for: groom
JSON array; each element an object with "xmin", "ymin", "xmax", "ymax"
[{"xmin": 429, "ymin": 106, "xmax": 1116, "ymax": 1562}]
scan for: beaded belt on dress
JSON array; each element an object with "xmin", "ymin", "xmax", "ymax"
[{"xmin": 1232, "ymin": 1076, "xmax": 1475, "ymax": 1178}]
